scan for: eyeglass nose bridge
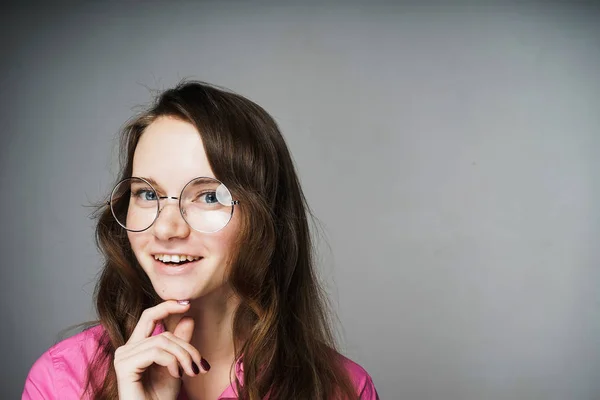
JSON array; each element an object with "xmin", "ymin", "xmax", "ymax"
[{"xmin": 156, "ymin": 195, "xmax": 183, "ymax": 215}]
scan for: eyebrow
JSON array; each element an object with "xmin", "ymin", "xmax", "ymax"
[
  {"xmin": 136, "ymin": 176, "xmax": 218, "ymax": 189},
  {"xmin": 137, "ymin": 176, "xmax": 161, "ymax": 188}
]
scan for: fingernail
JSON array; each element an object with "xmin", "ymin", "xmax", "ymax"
[
  {"xmin": 178, "ymin": 366, "xmax": 183, "ymax": 378},
  {"xmin": 200, "ymin": 357, "xmax": 211, "ymax": 372},
  {"xmin": 177, "ymin": 300, "xmax": 190, "ymax": 305},
  {"xmin": 192, "ymin": 362, "xmax": 200, "ymax": 375}
]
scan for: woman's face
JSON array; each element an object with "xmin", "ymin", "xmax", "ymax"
[{"xmin": 127, "ymin": 116, "xmax": 240, "ymax": 301}]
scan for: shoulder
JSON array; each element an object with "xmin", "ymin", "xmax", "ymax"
[
  {"xmin": 336, "ymin": 353, "xmax": 380, "ymax": 400},
  {"xmin": 22, "ymin": 324, "xmax": 108, "ymax": 400}
]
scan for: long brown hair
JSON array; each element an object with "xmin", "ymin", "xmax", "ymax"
[{"xmin": 84, "ymin": 81, "xmax": 358, "ymax": 399}]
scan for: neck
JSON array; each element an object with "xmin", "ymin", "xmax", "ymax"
[{"xmin": 164, "ymin": 285, "xmax": 242, "ymax": 366}]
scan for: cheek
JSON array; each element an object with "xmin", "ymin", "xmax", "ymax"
[
  {"xmin": 208, "ymin": 214, "xmax": 241, "ymax": 260},
  {"xmin": 206, "ymin": 230, "xmax": 236, "ymax": 258},
  {"xmin": 127, "ymin": 231, "xmax": 148, "ymax": 257}
]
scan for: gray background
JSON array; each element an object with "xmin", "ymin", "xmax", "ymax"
[{"xmin": 1, "ymin": 1, "xmax": 599, "ymax": 399}]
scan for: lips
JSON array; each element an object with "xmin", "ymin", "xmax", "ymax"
[
  {"xmin": 162, "ymin": 259, "xmax": 193, "ymax": 266},
  {"xmin": 152, "ymin": 256, "xmax": 203, "ymax": 276}
]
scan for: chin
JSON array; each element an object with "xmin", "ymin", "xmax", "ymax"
[
  {"xmin": 154, "ymin": 277, "xmax": 229, "ymax": 300},
  {"xmin": 161, "ymin": 288, "xmax": 202, "ymax": 302}
]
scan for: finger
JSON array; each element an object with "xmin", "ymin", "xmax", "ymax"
[
  {"xmin": 170, "ymin": 318, "xmax": 206, "ymax": 374},
  {"xmin": 120, "ymin": 333, "xmax": 201, "ymax": 377},
  {"xmin": 162, "ymin": 330, "xmax": 203, "ymax": 375},
  {"xmin": 127, "ymin": 300, "xmax": 190, "ymax": 344},
  {"xmin": 117, "ymin": 347, "xmax": 181, "ymax": 380},
  {"xmin": 173, "ymin": 316, "xmax": 195, "ymax": 343}
]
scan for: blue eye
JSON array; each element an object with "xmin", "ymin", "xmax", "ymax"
[
  {"xmin": 201, "ymin": 192, "xmax": 218, "ymax": 204},
  {"xmin": 133, "ymin": 189, "xmax": 157, "ymax": 201}
]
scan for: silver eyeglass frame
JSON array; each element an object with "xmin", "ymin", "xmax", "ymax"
[{"xmin": 107, "ymin": 176, "xmax": 240, "ymax": 233}]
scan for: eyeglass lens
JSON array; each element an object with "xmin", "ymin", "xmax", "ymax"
[{"xmin": 110, "ymin": 177, "xmax": 234, "ymax": 233}]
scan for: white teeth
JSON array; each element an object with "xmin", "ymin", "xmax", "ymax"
[{"xmin": 154, "ymin": 254, "xmax": 201, "ymax": 263}]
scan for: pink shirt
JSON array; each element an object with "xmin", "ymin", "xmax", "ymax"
[{"xmin": 22, "ymin": 324, "xmax": 379, "ymax": 399}]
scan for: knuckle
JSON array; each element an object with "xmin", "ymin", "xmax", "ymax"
[
  {"xmin": 114, "ymin": 345, "xmax": 125, "ymax": 358},
  {"xmin": 149, "ymin": 347, "xmax": 162, "ymax": 358},
  {"xmin": 154, "ymin": 334, "xmax": 169, "ymax": 346}
]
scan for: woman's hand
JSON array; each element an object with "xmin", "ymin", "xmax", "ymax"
[{"xmin": 114, "ymin": 300, "xmax": 206, "ymax": 400}]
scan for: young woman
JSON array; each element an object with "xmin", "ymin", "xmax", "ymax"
[{"xmin": 22, "ymin": 81, "xmax": 379, "ymax": 399}]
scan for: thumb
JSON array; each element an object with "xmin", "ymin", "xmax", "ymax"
[{"xmin": 173, "ymin": 316, "xmax": 195, "ymax": 342}]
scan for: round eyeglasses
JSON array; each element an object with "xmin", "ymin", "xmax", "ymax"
[{"xmin": 108, "ymin": 177, "xmax": 240, "ymax": 233}]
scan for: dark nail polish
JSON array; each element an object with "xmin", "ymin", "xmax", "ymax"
[
  {"xmin": 178, "ymin": 366, "xmax": 183, "ymax": 378},
  {"xmin": 192, "ymin": 362, "xmax": 200, "ymax": 375},
  {"xmin": 200, "ymin": 357, "xmax": 211, "ymax": 372}
]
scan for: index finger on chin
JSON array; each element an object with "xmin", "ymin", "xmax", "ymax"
[{"xmin": 127, "ymin": 300, "xmax": 190, "ymax": 343}]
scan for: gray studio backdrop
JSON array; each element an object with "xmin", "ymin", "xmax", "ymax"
[{"xmin": 1, "ymin": 2, "xmax": 599, "ymax": 399}]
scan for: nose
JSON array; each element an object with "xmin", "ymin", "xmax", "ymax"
[{"xmin": 152, "ymin": 197, "xmax": 190, "ymax": 241}]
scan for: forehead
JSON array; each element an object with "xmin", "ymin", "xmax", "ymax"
[{"xmin": 132, "ymin": 116, "xmax": 215, "ymax": 189}]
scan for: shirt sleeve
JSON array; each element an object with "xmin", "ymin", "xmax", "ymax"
[
  {"xmin": 358, "ymin": 375, "xmax": 380, "ymax": 400},
  {"xmin": 22, "ymin": 350, "xmax": 56, "ymax": 399}
]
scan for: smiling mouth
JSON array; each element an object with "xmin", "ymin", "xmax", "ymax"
[{"xmin": 153, "ymin": 254, "xmax": 203, "ymax": 266}]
